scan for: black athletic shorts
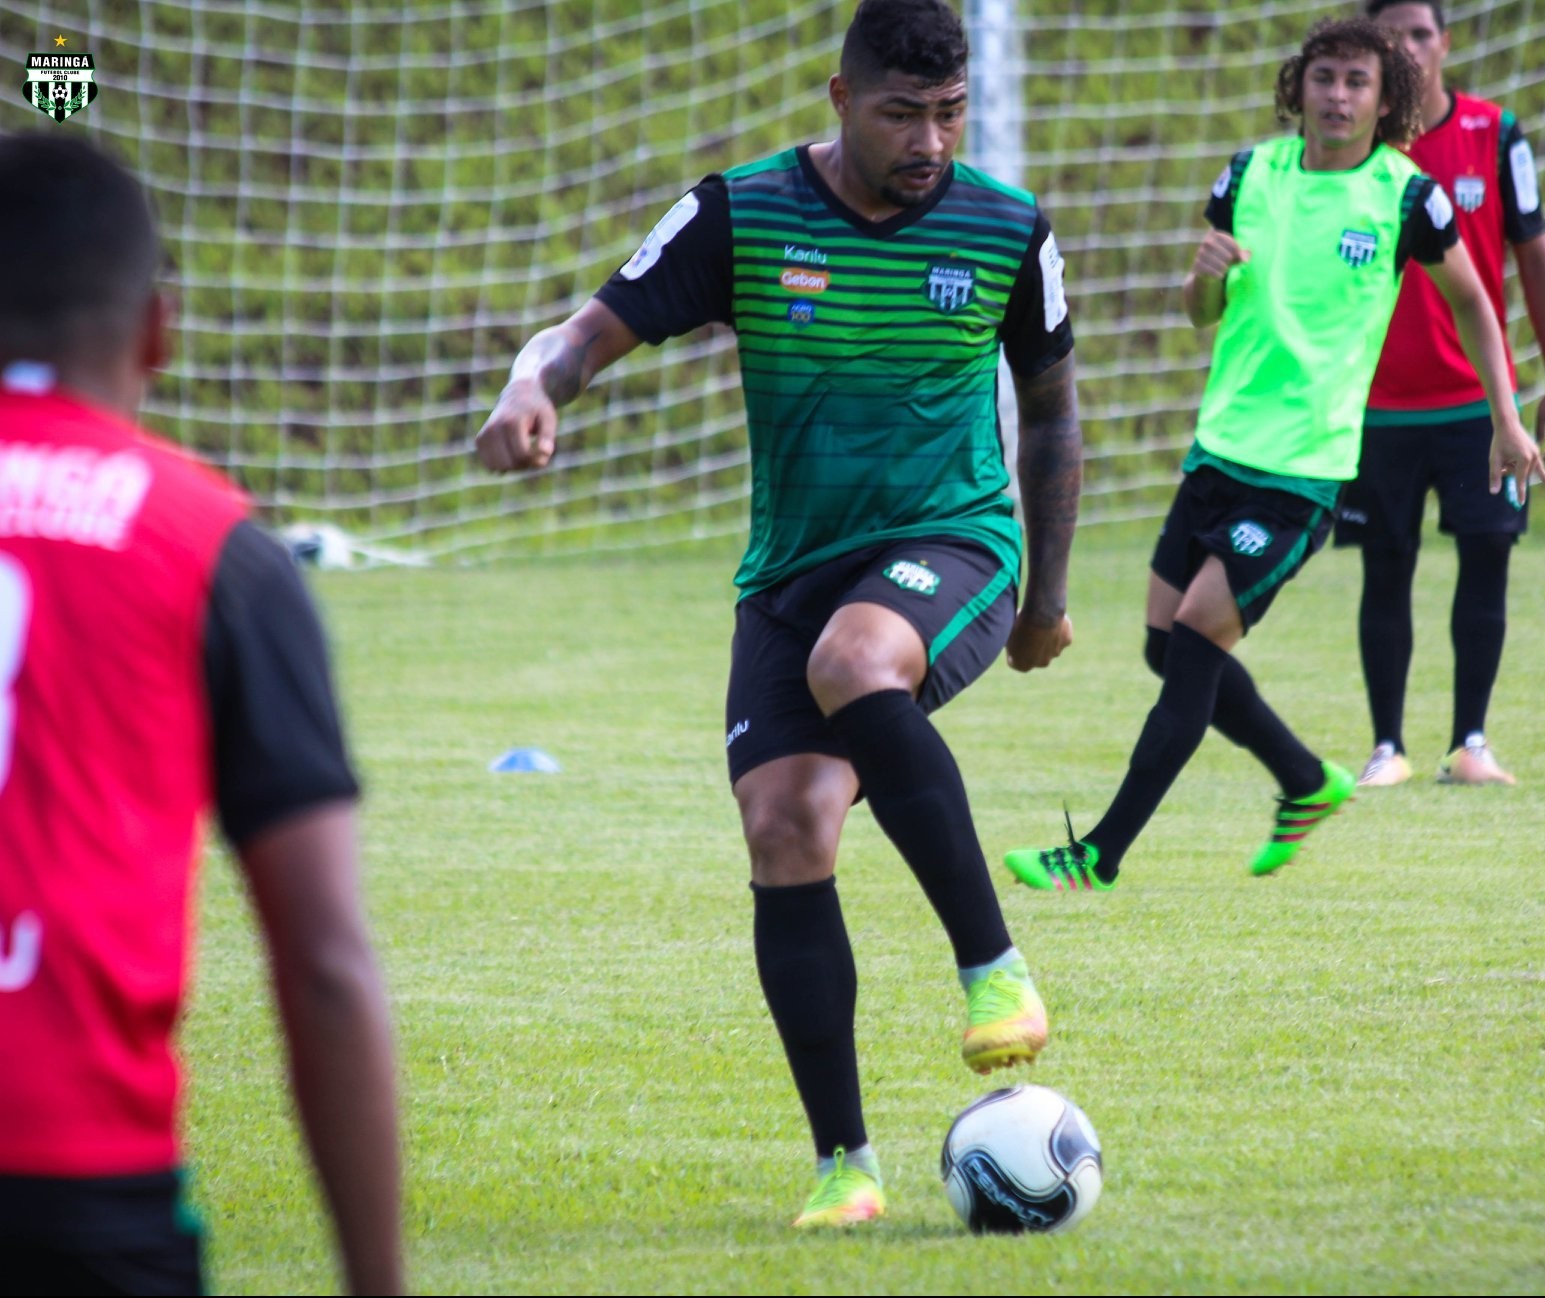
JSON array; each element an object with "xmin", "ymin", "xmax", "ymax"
[
  {"xmin": 1334, "ymin": 415, "xmax": 1529, "ymax": 552},
  {"xmin": 1150, "ymin": 466, "xmax": 1332, "ymax": 632},
  {"xmin": 725, "ymin": 538, "xmax": 1017, "ymax": 785},
  {"xmin": 0, "ymin": 1170, "xmax": 203, "ymax": 1297}
]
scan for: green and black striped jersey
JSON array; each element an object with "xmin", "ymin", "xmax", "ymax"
[{"xmin": 598, "ymin": 145, "xmax": 1073, "ymax": 596}]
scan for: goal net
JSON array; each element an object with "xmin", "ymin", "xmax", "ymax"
[{"xmin": 1, "ymin": 0, "xmax": 1542, "ymax": 563}]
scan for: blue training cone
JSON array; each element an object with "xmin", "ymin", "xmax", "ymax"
[{"xmin": 488, "ymin": 747, "xmax": 561, "ymax": 774}]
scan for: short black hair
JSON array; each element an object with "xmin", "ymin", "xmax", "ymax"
[
  {"xmin": 840, "ymin": 0, "xmax": 969, "ymax": 91},
  {"xmin": 1275, "ymin": 16, "xmax": 1425, "ymax": 148},
  {"xmin": 0, "ymin": 133, "xmax": 162, "ymax": 361},
  {"xmin": 1366, "ymin": 0, "xmax": 1446, "ymax": 31}
]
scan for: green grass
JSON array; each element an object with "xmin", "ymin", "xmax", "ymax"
[{"xmin": 186, "ymin": 526, "xmax": 1545, "ymax": 1294}]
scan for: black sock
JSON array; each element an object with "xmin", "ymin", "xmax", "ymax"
[
  {"xmin": 752, "ymin": 877, "xmax": 865, "ymax": 1159},
  {"xmin": 1145, "ymin": 627, "xmax": 1321, "ymax": 799},
  {"xmin": 825, "ymin": 689, "xmax": 1012, "ymax": 969},
  {"xmin": 1359, "ymin": 548, "xmax": 1417, "ymax": 751},
  {"xmin": 1451, "ymin": 533, "xmax": 1511, "ymax": 749},
  {"xmin": 1087, "ymin": 623, "xmax": 1228, "ymax": 874}
]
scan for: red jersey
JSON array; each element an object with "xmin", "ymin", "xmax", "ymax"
[
  {"xmin": 0, "ymin": 382, "xmax": 247, "ymax": 1176},
  {"xmin": 1368, "ymin": 92, "xmax": 1545, "ymax": 415}
]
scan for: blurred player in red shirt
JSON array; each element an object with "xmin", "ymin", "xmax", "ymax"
[
  {"xmin": 0, "ymin": 133, "xmax": 403, "ymax": 1296},
  {"xmin": 1338, "ymin": 1, "xmax": 1545, "ymax": 787}
]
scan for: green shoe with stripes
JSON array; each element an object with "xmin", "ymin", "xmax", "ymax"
[{"xmin": 1249, "ymin": 761, "xmax": 1356, "ymax": 876}]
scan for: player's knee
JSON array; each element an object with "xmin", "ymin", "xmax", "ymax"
[
  {"xmin": 1143, "ymin": 626, "xmax": 1169, "ymax": 678},
  {"xmin": 806, "ymin": 643, "xmax": 912, "ymax": 714},
  {"xmin": 1457, "ymin": 531, "xmax": 1514, "ymax": 569},
  {"xmin": 738, "ymin": 794, "xmax": 838, "ymax": 886}
]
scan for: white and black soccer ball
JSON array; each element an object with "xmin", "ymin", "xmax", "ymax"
[{"xmin": 940, "ymin": 1084, "xmax": 1103, "ymax": 1234}]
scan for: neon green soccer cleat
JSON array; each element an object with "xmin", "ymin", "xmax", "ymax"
[
  {"xmin": 961, "ymin": 964, "xmax": 1048, "ymax": 1076},
  {"xmin": 1004, "ymin": 808, "xmax": 1113, "ymax": 894},
  {"xmin": 791, "ymin": 1148, "xmax": 886, "ymax": 1229},
  {"xmin": 1249, "ymin": 760, "xmax": 1356, "ymax": 876}
]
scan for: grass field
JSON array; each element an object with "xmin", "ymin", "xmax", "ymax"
[{"xmin": 184, "ymin": 526, "xmax": 1545, "ymax": 1294}]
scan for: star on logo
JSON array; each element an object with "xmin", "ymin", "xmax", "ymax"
[{"xmin": 53, "ymin": 34, "xmax": 68, "ymax": 46}]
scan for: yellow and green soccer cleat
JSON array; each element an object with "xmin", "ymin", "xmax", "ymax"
[
  {"xmin": 791, "ymin": 1148, "xmax": 886, "ymax": 1228},
  {"xmin": 1250, "ymin": 761, "xmax": 1356, "ymax": 876},
  {"xmin": 960, "ymin": 964, "xmax": 1048, "ymax": 1075}
]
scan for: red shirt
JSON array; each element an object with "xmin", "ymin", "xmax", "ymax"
[
  {"xmin": 0, "ymin": 385, "xmax": 247, "ymax": 1176},
  {"xmin": 1369, "ymin": 92, "xmax": 1545, "ymax": 414}
]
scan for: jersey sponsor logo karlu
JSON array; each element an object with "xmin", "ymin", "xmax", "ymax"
[
  {"xmin": 1211, "ymin": 164, "xmax": 1232, "ymax": 199},
  {"xmin": 924, "ymin": 260, "xmax": 975, "ymax": 313},
  {"xmin": 1460, "ymin": 114, "xmax": 1490, "ymax": 130},
  {"xmin": 1453, "ymin": 174, "xmax": 1486, "ymax": 212},
  {"xmin": 779, "ymin": 267, "xmax": 829, "ymax": 292},
  {"xmin": 725, "ymin": 718, "xmax": 750, "ymax": 748},
  {"xmin": 1509, "ymin": 138, "xmax": 1540, "ymax": 215},
  {"xmin": 883, "ymin": 558, "xmax": 941, "ymax": 595},
  {"xmin": 1229, "ymin": 521, "xmax": 1272, "ymax": 556},
  {"xmin": 783, "ymin": 243, "xmax": 827, "ymax": 265},
  {"xmin": 786, "ymin": 300, "xmax": 815, "ymax": 328},
  {"xmin": 1338, "ymin": 228, "xmax": 1378, "ymax": 268},
  {"xmin": 621, "ymin": 192, "xmax": 701, "ymax": 281}
]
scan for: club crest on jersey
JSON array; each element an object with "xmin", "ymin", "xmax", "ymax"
[
  {"xmin": 1453, "ymin": 175, "xmax": 1486, "ymax": 213},
  {"xmin": 1337, "ymin": 229, "xmax": 1377, "ymax": 268},
  {"xmin": 924, "ymin": 261, "xmax": 976, "ymax": 314},
  {"xmin": 1229, "ymin": 521, "xmax": 1272, "ymax": 557},
  {"xmin": 883, "ymin": 559, "xmax": 941, "ymax": 595},
  {"xmin": 21, "ymin": 41, "xmax": 98, "ymax": 122}
]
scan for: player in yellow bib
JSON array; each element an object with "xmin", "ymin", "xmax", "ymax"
[{"xmin": 1005, "ymin": 17, "xmax": 1543, "ymax": 893}]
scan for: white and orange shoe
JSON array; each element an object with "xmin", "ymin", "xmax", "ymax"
[
  {"xmin": 1357, "ymin": 742, "xmax": 1412, "ymax": 788},
  {"xmin": 1437, "ymin": 737, "xmax": 1516, "ymax": 786}
]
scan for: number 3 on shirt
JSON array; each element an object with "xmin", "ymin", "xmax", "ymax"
[{"xmin": 0, "ymin": 553, "xmax": 30, "ymax": 793}]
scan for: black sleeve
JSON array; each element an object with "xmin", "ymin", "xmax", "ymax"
[
  {"xmin": 998, "ymin": 206, "xmax": 1075, "ymax": 378},
  {"xmin": 593, "ymin": 177, "xmax": 734, "ymax": 344},
  {"xmin": 1203, "ymin": 149, "xmax": 1253, "ymax": 233},
  {"xmin": 1397, "ymin": 175, "xmax": 1461, "ymax": 272},
  {"xmin": 203, "ymin": 521, "xmax": 360, "ymax": 847},
  {"xmin": 1499, "ymin": 117, "xmax": 1545, "ymax": 245}
]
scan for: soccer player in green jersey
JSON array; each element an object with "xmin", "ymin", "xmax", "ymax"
[
  {"xmin": 475, "ymin": 0, "xmax": 1083, "ymax": 1227},
  {"xmin": 1004, "ymin": 17, "xmax": 1543, "ymax": 895}
]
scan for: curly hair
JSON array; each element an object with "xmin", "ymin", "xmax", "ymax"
[
  {"xmin": 841, "ymin": 0, "xmax": 969, "ymax": 90},
  {"xmin": 1274, "ymin": 17, "xmax": 1424, "ymax": 148}
]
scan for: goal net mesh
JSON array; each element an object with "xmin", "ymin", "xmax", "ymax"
[{"xmin": 1, "ymin": 0, "xmax": 1541, "ymax": 562}]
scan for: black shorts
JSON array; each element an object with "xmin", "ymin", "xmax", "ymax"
[
  {"xmin": 0, "ymin": 1170, "xmax": 203, "ymax": 1297},
  {"xmin": 1151, "ymin": 466, "xmax": 1332, "ymax": 632},
  {"xmin": 1334, "ymin": 415, "xmax": 1529, "ymax": 552},
  {"xmin": 725, "ymin": 538, "xmax": 1016, "ymax": 785}
]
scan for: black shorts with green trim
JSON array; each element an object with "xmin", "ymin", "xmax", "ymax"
[
  {"xmin": 1333, "ymin": 415, "xmax": 1529, "ymax": 553},
  {"xmin": 1150, "ymin": 466, "xmax": 1332, "ymax": 632},
  {"xmin": 725, "ymin": 538, "xmax": 1016, "ymax": 785},
  {"xmin": 0, "ymin": 1169, "xmax": 204, "ymax": 1297}
]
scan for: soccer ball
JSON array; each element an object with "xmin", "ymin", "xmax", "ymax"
[{"xmin": 940, "ymin": 1084, "xmax": 1103, "ymax": 1234}]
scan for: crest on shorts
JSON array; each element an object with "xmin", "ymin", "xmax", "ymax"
[
  {"xmin": 1229, "ymin": 521, "xmax": 1272, "ymax": 557},
  {"xmin": 1453, "ymin": 175, "xmax": 1486, "ymax": 213},
  {"xmin": 1337, "ymin": 229, "xmax": 1377, "ymax": 268},
  {"xmin": 884, "ymin": 559, "xmax": 940, "ymax": 595},
  {"xmin": 22, "ymin": 41, "xmax": 98, "ymax": 123},
  {"xmin": 924, "ymin": 260, "xmax": 976, "ymax": 313}
]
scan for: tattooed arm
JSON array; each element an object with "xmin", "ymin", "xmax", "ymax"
[
  {"xmin": 475, "ymin": 299, "xmax": 641, "ymax": 473},
  {"xmin": 1006, "ymin": 350, "xmax": 1083, "ymax": 672}
]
